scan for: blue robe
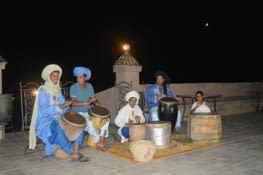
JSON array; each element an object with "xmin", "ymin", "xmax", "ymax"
[
  {"xmin": 146, "ymin": 83, "xmax": 174, "ymax": 110},
  {"xmin": 35, "ymin": 87, "xmax": 83, "ymax": 156}
]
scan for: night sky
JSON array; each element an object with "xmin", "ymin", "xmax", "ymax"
[{"xmin": 0, "ymin": 2, "xmax": 260, "ymax": 96}]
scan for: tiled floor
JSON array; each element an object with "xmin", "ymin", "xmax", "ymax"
[{"xmin": 0, "ymin": 111, "xmax": 263, "ymax": 175}]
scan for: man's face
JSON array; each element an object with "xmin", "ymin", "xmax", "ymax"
[
  {"xmin": 156, "ymin": 75, "xmax": 165, "ymax": 86},
  {"xmin": 50, "ymin": 71, "xmax": 60, "ymax": 85},
  {"xmin": 128, "ymin": 97, "xmax": 137, "ymax": 108},
  {"xmin": 76, "ymin": 75, "xmax": 87, "ymax": 85}
]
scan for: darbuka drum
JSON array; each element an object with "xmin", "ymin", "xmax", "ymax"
[
  {"xmin": 87, "ymin": 106, "xmax": 110, "ymax": 146},
  {"xmin": 129, "ymin": 123, "xmax": 146, "ymax": 142},
  {"xmin": 158, "ymin": 97, "xmax": 178, "ymax": 133},
  {"xmin": 188, "ymin": 113, "xmax": 222, "ymax": 141},
  {"xmin": 146, "ymin": 121, "xmax": 171, "ymax": 149},
  {"xmin": 61, "ymin": 111, "xmax": 86, "ymax": 141}
]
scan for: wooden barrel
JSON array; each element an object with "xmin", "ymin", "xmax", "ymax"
[
  {"xmin": 129, "ymin": 123, "xmax": 146, "ymax": 142},
  {"xmin": 188, "ymin": 113, "xmax": 222, "ymax": 141}
]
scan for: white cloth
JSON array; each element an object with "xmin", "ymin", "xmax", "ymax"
[
  {"xmin": 191, "ymin": 102, "xmax": 212, "ymax": 113},
  {"xmin": 125, "ymin": 90, "xmax": 140, "ymax": 105},
  {"xmin": 115, "ymin": 104, "xmax": 145, "ymax": 128},
  {"xmin": 28, "ymin": 88, "xmax": 39, "ymax": 149},
  {"xmin": 115, "ymin": 104, "xmax": 145, "ymax": 142},
  {"xmin": 41, "ymin": 64, "xmax": 62, "ymax": 97}
]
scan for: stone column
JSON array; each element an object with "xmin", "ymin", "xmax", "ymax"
[{"xmin": 113, "ymin": 44, "xmax": 142, "ymax": 90}]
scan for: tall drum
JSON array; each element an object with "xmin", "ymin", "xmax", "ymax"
[
  {"xmin": 129, "ymin": 123, "xmax": 146, "ymax": 142},
  {"xmin": 61, "ymin": 111, "xmax": 86, "ymax": 141},
  {"xmin": 87, "ymin": 106, "xmax": 110, "ymax": 146},
  {"xmin": 158, "ymin": 97, "xmax": 178, "ymax": 133}
]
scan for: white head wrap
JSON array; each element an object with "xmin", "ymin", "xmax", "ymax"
[
  {"xmin": 41, "ymin": 64, "xmax": 62, "ymax": 97},
  {"xmin": 125, "ymin": 90, "xmax": 140, "ymax": 105}
]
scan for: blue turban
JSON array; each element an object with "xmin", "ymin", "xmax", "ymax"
[{"xmin": 73, "ymin": 66, "xmax": 92, "ymax": 79}]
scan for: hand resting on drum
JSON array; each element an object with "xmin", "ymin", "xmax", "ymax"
[
  {"xmin": 157, "ymin": 93, "xmax": 166, "ymax": 100},
  {"xmin": 88, "ymin": 96, "xmax": 105, "ymax": 107},
  {"xmin": 135, "ymin": 116, "xmax": 141, "ymax": 123},
  {"xmin": 126, "ymin": 116, "xmax": 142, "ymax": 126}
]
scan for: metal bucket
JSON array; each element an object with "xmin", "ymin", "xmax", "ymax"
[{"xmin": 146, "ymin": 121, "xmax": 171, "ymax": 149}]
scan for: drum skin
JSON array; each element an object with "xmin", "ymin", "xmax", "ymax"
[{"xmin": 158, "ymin": 97, "xmax": 178, "ymax": 133}]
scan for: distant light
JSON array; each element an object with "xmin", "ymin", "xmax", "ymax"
[
  {"xmin": 205, "ymin": 22, "xmax": 208, "ymax": 27},
  {"xmin": 122, "ymin": 43, "xmax": 130, "ymax": 52},
  {"xmin": 32, "ymin": 90, "xmax": 38, "ymax": 96}
]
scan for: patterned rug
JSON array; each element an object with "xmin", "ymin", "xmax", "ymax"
[{"xmin": 107, "ymin": 134, "xmax": 221, "ymax": 163}]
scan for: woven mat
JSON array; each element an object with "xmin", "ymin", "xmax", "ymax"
[{"xmin": 107, "ymin": 134, "xmax": 221, "ymax": 163}]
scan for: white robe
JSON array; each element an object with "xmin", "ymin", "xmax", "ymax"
[
  {"xmin": 115, "ymin": 104, "xmax": 145, "ymax": 142},
  {"xmin": 191, "ymin": 102, "xmax": 212, "ymax": 113}
]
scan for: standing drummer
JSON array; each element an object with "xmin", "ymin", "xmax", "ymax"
[
  {"xmin": 145, "ymin": 70, "xmax": 182, "ymax": 136},
  {"xmin": 70, "ymin": 66, "xmax": 109, "ymax": 151}
]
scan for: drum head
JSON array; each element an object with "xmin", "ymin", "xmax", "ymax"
[
  {"xmin": 159, "ymin": 97, "xmax": 177, "ymax": 105},
  {"xmin": 88, "ymin": 106, "xmax": 110, "ymax": 118},
  {"xmin": 146, "ymin": 121, "xmax": 171, "ymax": 128},
  {"xmin": 62, "ymin": 111, "xmax": 86, "ymax": 127}
]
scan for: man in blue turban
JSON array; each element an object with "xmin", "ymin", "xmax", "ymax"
[
  {"xmin": 73, "ymin": 66, "xmax": 92, "ymax": 80},
  {"xmin": 70, "ymin": 66, "xmax": 110, "ymax": 151}
]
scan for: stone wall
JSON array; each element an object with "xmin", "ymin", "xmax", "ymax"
[{"xmin": 95, "ymin": 81, "xmax": 262, "ymax": 122}]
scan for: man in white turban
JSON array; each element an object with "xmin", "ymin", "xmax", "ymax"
[{"xmin": 115, "ymin": 90, "xmax": 145, "ymax": 143}]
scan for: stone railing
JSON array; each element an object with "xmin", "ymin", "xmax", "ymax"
[{"xmin": 95, "ymin": 81, "xmax": 263, "ymax": 122}]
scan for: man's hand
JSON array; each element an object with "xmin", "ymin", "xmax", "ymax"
[
  {"xmin": 135, "ymin": 116, "xmax": 140, "ymax": 123},
  {"xmin": 158, "ymin": 93, "xmax": 166, "ymax": 100}
]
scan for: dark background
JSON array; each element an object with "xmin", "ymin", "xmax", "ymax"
[{"xmin": 0, "ymin": 2, "xmax": 260, "ymax": 130}]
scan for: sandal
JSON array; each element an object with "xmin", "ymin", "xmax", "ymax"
[
  {"xmin": 72, "ymin": 154, "xmax": 90, "ymax": 162},
  {"xmin": 96, "ymin": 144, "xmax": 109, "ymax": 152}
]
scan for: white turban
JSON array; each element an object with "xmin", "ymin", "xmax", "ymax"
[
  {"xmin": 73, "ymin": 66, "xmax": 92, "ymax": 80},
  {"xmin": 41, "ymin": 64, "xmax": 62, "ymax": 81},
  {"xmin": 125, "ymin": 90, "xmax": 140, "ymax": 104},
  {"xmin": 41, "ymin": 64, "xmax": 62, "ymax": 97}
]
